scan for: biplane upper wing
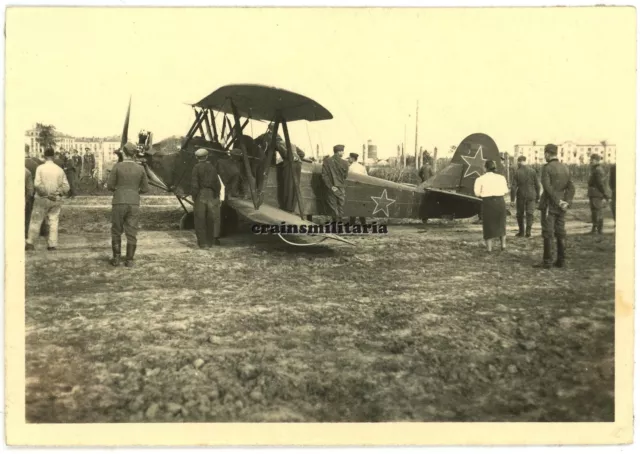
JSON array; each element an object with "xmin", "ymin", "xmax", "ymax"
[
  {"xmin": 225, "ymin": 198, "xmax": 355, "ymax": 246},
  {"xmin": 193, "ymin": 84, "xmax": 333, "ymax": 123}
]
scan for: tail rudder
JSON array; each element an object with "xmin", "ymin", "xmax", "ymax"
[{"xmin": 427, "ymin": 133, "xmax": 502, "ymax": 196}]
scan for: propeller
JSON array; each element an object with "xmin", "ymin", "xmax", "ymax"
[{"xmin": 121, "ymin": 95, "xmax": 131, "ymax": 149}]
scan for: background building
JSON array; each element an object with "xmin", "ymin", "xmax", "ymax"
[
  {"xmin": 25, "ymin": 127, "xmax": 123, "ymax": 180},
  {"xmin": 514, "ymin": 141, "xmax": 617, "ymax": 164}
]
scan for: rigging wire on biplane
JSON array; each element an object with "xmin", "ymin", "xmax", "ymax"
[{"xmin": 277, "ymin": 233, "xmax": 329, "ymax": 247}]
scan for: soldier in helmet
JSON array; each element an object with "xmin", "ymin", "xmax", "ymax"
[{"xmin": 107, "ymin": 142, "xmax": 149, "ymax": 266}]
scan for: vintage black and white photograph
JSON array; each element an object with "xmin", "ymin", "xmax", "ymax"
[{"xmin": 4, "ymin": 3, "xmax": 635, "ymax": 447}]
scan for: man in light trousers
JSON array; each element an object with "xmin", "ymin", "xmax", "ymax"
[{"xmin": 25, "ymin": 148, "xmax": 70, "ymax": 251}]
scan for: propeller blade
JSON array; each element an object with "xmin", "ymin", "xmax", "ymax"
[{"xmin": 120, "ymin": 95, "xmax": 131, "ymax": 149}]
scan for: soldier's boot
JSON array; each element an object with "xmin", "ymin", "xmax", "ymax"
[
  {"xmin": 554, "ymin": 238, "xmax": 566, "ymax": 268},
  {"xmin": 597, "ymin": 219, "xmax": 604, "ymax": 234},
  {"xmin": 590, "ymin": 212, "xmax": 598, "ymax": 234},
  {"xmin": 110, "ymin": 238, "xmax": 121, "ymax": 266},
  {"xmin": 515, "ymin": 217, "xmax": 524, "ymax": 237},
  {"xmin": 525, "ymin": 213, "xmax": 533, "ymax": 237},
  {"xmin": 124, "ymin": 243, "xmax": 136, "ymax": 267},
  {"xmin": 534, "ymin": 238, "xmax": 553, "ymax": 269}
]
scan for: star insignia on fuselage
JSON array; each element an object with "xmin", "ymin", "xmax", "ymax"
[
  {"xmin": 461, "ymin": 146, "xmax": 487, "ymax": 178},
  {"xmin": 371, "ymin": 189, "xmax": 396, "ymax": 217}
]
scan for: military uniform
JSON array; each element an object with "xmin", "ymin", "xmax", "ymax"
[
  {"xmin": 510, "ymin": 163, "xmax": 540, "ymax": 237},
  {"xmin": 609, "ymin": 164, "xmax": 616, "ymax": 221},
  {"xmin": 255, "ymin": 128, "xmax": 301, "ymax": 212},
  {"xmin": 538, "ymin": 146, "xmax": 575, "ymax": 268},
  {"xmin": 84, "ymin": 152, "xmax": 96, "ymax": 178},
  {"xmin": 322, "ymin": 146, "xmax": 349, "ymax": 221},
  {"xmin": 72, "ymin": 153, "xmax": 82, "ymax": 179},
  {"xmin": 587, "ymin": 159, "xmax": 609, "ymax": 233},
  {"xmin": 64, "ymin": 154, "xmax": 77, "ymax": 197},
  {"xmin": 191, "ymin": 149, "xmax": 222, "ymax": 248},
  {"xmin": 25, "ymin": 167, "xmax": 34, "ymax": 238},
  {"xmin": 418, "ymin": 163, "xmax": 434, "ymax": 182},
  {"xmin": 107, "ymin": 152, "xmax": 149, "ymax": 266}
]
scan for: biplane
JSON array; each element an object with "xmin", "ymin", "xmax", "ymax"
[{"xmin": 25, "ymin": 84, "xmax": 506, "ymax": 246}]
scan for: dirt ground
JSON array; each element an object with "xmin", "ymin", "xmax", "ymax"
[{"xmin": 25, "ymin": 198, "xmax": 615, "ymax": 423}]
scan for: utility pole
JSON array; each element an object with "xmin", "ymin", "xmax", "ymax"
[
  {"xmin": 414, "ymin": 100, "xmax": 419, "ymax": 170},
  {"xmin": 403, "ymin": 124, "xmax": 407, "ymax": 167}
]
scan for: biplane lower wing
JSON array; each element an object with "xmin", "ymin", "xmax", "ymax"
[{"xmin": 225, "ymin": 198, "xmax": 356, "ymax": 246}]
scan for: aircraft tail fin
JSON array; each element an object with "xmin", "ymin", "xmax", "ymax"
[{"xmin": 427, "ymin": 133, "xmax": 503, "ymax": 196}]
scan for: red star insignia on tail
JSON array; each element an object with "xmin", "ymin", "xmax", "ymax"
[{"xmin": 461, "ymin": 146, "xmax": 487, "ymax": 178}]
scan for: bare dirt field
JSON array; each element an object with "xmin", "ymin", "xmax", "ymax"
[{"xmin": 25, "ymin": 198, "xmax": 615, "ymax": 423}]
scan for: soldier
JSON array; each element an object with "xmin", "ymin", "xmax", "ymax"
[
  {"xmin": 347, "ymin": 152, "xmax": 367, "ymax": 226},
  {"xmin": 84, "ymin": 149, "xmax": 96, "ymax": 179},
  {"xmin": 72, "ymin": 150, "xmax": 82, "ymax": 180},
  {"xmin": 587, "ymin": 154, "xmax": 610, "ymax": 234},
  {"xmin": 63, "ymin": 151, "xmax": 77, "ymax": 197},
  {"xmin": 322, "ymin": 144, "xmax": 349, "ymax": 222},
  {"xmin": 25, "ymin": 148, "xmax": 70, "ymax": 251},
  {"xmin": 255, "ymin": 123, "xmax": 301, "ymax": 212},
  {"xmin": 535, "ymin": 144, "xmax": 575, "ymax": 268},
  {"xmin": 510, "ymin": 156, "xmax": 540, "ymax": 237},
  {"xmin": 191, "ymin": 148, "xmax": 222, "ymax": 248},
  {"xmin": 107, "ymin": 143, "xmax": 150, "ymax": 267},
  {"xmin": 53, "ymin": 150, "xmax": 66, "ymax": 169},
  {"xmin": 418, "ymin": 157, "xmax": 434, "ymax": 182},
  {"xmin": 25, "ymin": 167, "xmax": 34, "ymax": 239},
  {"xmin": 609, "ymin": 164, "xmax": 616, "ymax": 222}
]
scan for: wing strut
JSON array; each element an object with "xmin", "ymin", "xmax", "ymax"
[
  {"xmin": 230, "ymin": 100, "xmax": 260, "ymax": 210},
  {"xmin": 281, "ymin": 117, "xmax": 306, "ymax": 221},
  {"xmin": 257, "ymin": 118, "xmax": 281, "ymax": 201}
]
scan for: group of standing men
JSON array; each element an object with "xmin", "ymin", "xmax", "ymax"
[
  {"xmin": 508, "ymin": 144, "xmax": 615, "ymax": 268},
  {"xmin": 25, "ymin": 144, "xmax": 149, "ymax": 268},
  {"xmin": 253, "ymin": 123, "xmax": 369, "ymax": 224},
  {"xmin": 321, "ymin": 144, "xmax": 369, "ymax": 225},
  {"xmin": 54, "ymin": 148, "xmax": 96, "ymax": 197}
]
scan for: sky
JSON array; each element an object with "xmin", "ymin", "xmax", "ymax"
[{"xmin": 6, "ymin": 6, "xmax": 636, "ymax": 160}]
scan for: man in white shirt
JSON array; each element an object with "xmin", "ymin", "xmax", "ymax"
[
  {"xmin": 26, "ymin": 148, "xmax": 70, "ymax": 251},
  {"xmin": 347, "ymin": 152, "xmax": 368, "ymax": 226},
  {"xmin": 347, "ymin": 152, "xmax": 368, "ymax": 176}
]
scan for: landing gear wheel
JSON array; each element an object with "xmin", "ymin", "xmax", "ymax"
[{"xmin": 180, "ymin": 212, "xmax": 195, "ymax": 230}]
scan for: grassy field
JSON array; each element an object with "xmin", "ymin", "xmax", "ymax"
[{"xmin": 25, "ymin": 203, "xmax": 615, "ymax": 423}]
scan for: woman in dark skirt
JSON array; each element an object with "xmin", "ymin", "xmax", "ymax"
[{"xmin": 473, "ymin": 160, "xmax": 509, "ymax": 252}]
